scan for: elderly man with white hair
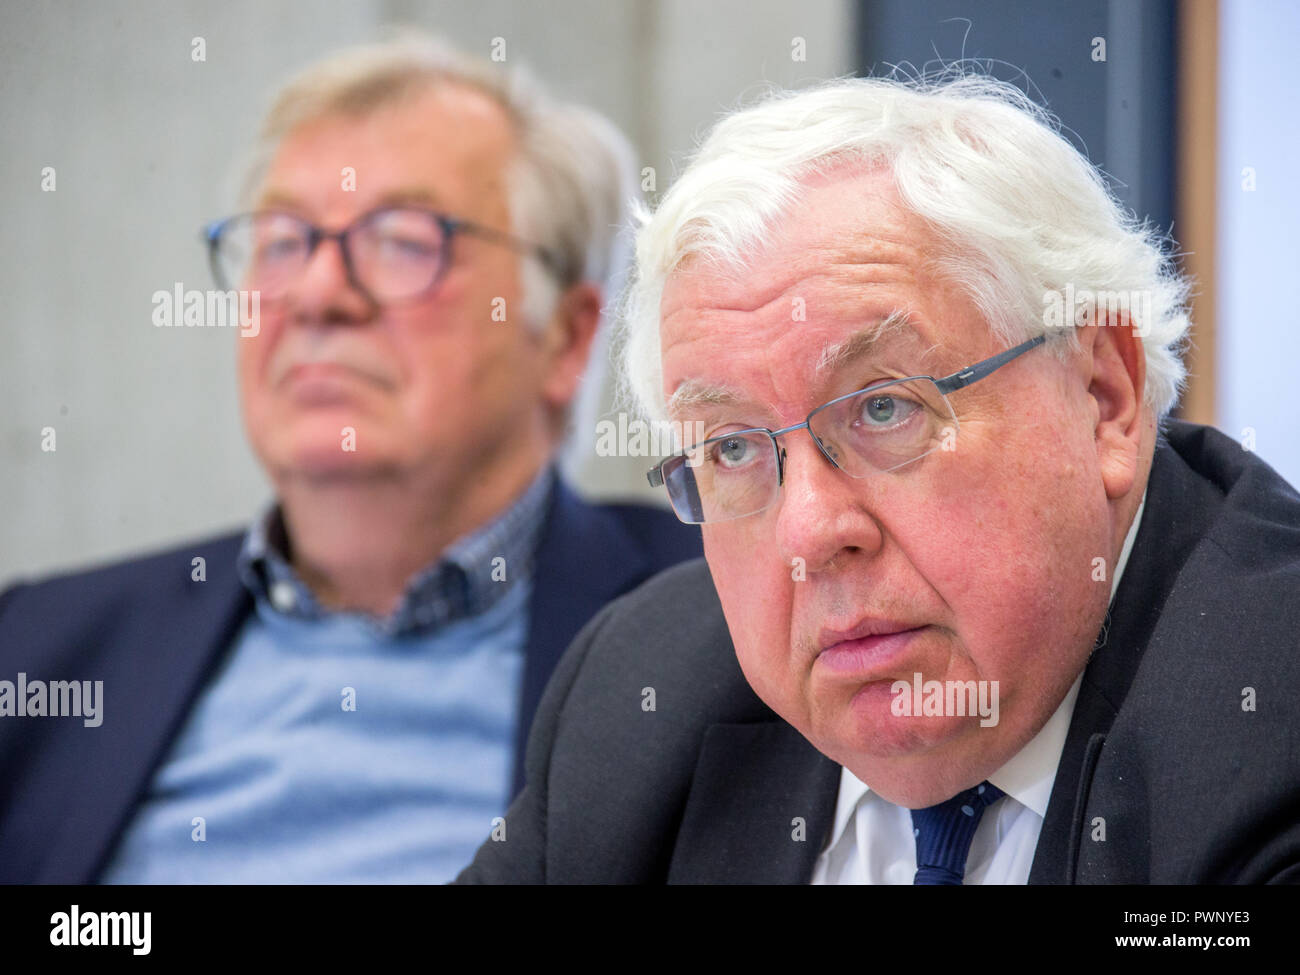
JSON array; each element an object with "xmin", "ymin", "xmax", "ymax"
[{"xmin": 458, "ymin": 73, "xmax": 1300, "ymax": 884}]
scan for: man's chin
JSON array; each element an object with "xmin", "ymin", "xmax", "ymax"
[
  {"xmin": 817, "ymin": 684, "xmax": 981, "ymax": 761},
  {"xmin": 265, "ymin": 437, "xmax": 401, "ymax": 483}
]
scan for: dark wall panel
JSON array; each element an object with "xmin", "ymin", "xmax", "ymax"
[{"xmin": 854, "ymin": 0, "xmax": 1176, "ymax": 235}]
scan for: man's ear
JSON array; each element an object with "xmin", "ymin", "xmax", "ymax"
[
  {"xmin": 1083, "ymin": 312, "xmax": 1146, "ymax": 501},
  {"xmin": 538, "ymin": 281, "xmax": 602, "ymax": 413}
]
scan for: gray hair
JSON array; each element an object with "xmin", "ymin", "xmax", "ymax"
[
  {"xmin": 620, "ymin": 71, "xmax": 1191, "ymax": 421},
  {"xmin": 239, "ymin": 29, "xmax": 637, "ymax": 330}
]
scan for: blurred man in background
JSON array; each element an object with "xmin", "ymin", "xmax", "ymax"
[{"xmin": 0, "ymin": 32, "xmax": 699, "ymax": 882}]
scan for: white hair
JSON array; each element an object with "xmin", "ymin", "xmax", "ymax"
[
  {"xmin": 620, "ymin": 71, "xmax": 1191, "ymax": 421},
  {"xmin": 239, "ymin": 29, "xmax": 637, "ymax": 330}
]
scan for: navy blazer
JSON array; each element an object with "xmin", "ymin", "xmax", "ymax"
[{"xmin": 0, "ymin": 480, "xmax": 701, "ymax": 883}]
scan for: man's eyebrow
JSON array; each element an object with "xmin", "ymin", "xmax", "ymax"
[
  {"xmin": 666, "ymin": 311, "xmax": 931, "ymax": 419},
  {"xmin": 252, "ymin": 187, "xmax": 445, "ymax": 213},
  {"xmin": 372, "ymin": 188, "xmax": 445, "ymax": 209},
  {"xmin": 666, "ymin": 379, "xmax": 748, "ymax": 419},
  {"xmin": 255, "ymin": 189, "xmax": 306, "ymax": 212},
  {"xmin": 814, "ymin": 309, "xmax": 919, "ymax": 377}
]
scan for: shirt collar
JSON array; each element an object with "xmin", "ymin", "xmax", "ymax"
[
  {"xmin": 237, "ymin": 465, "xmax": 555, "ymax": 637},
  {"xmin": 823, "ymin": 486, "xmax": 1149, "ymax": 844}
]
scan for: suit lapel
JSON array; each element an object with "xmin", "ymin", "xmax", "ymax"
[
  {"xmin": 1029, "ymin": 699, "xmax": 1113, "ymax": 884},
  {"xmin": 512, "ymin": 481, "xmax": 648, "ymax": 796},
  {"xmin": 1030, "ymin": 429, "xmax": 1226, "ymax": 883},
  {"xmin": 667, "ymin": 721, "xmax": 841, "ymax": 883},
  {"xmin": 54, "ymin": 537, "xmax": 253, "ymax": 883}
]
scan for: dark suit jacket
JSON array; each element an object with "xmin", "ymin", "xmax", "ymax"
[
  {"xmin": 0, "ymin": 480, "xmax": 701, "ymax": 883},
  {"xmin": 457, "ymin": 421, "xmax": 1300, "ymax": 883}
]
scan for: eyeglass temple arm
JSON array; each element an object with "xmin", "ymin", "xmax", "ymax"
[
  {"xmin": 647, "ymin": 466, "xmax": 665, "ymax": 488},
  {"xmin": 451, "ymin": 220, "xmax": 567, "ymax": 280},
  {"xmin": 934, "ymin": 334, "xmax": 1047, "ymax": 396}
]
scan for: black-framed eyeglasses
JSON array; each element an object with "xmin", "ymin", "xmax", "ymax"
[
  {"xmin": 202, "ymin": 206, "xmax": 566, "ymax": 304},
  {"xmin": 646, "ymin": 334, "xmax": 1047, "ymax": 524}
]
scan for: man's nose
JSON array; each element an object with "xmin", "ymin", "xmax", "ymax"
[
  {"xmin": 773, "ymin": 430, "xmax": 885, "ymax": 573},
  {"xmin": 285, "ymin": 235, "xmax": 377, "ymax": 323}
]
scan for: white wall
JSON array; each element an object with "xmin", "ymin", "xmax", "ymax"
[
  {"xmin": 1217, "ymin": 0, "xmax": 1300, "ymax": 488},
  {"xmin": 0, "ymin": 0, "xmax": 853, "ymax": 586}
]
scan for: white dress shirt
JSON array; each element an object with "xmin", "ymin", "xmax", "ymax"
[{"xmin": 811, "ymin": 491, "xmax": 1148, "ymax": 884}]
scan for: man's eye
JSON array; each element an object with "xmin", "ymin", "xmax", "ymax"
[
  {"xmin": 710, "ymin": 436, "xmax": 754, "ymax": 469},
  {"xmin": 857, "ymin": 394, "xmax": 919, "ymax": 428},
  {"xmin": 256, "ymin": 236, "xmax": 306, "ymax": 262},
  {"xmin": 376, "ymin": 235, "xmax": 438, "ymax": 258}
]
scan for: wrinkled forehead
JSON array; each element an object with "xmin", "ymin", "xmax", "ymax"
[
  {"xmin": 657, "ymin": 227, "xmax": 968, "ymax": 422},
  {"xmin": 256, "ymin": 84, "xmax": 517, "ymax": 217},
  {"xmin": 661, "ymin": 162, "xmax": 915, "ymax": 294},
  {"xmin": 669, "ymin": 310, "xmax": 935, "ymax": 416},
  {"xmin": 654, "ymin": 160, "xmax": 1019, "ymax": 431}
]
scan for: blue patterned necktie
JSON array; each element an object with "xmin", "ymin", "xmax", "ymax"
[{"xmin": 910, "ymin": 781, "xmax": 1006, "ymax": 885}]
